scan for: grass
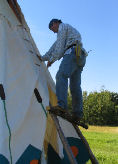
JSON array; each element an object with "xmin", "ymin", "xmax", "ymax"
[{"xmin": 80, "ymin": 126, "xmax": 118, "ymax": 164}]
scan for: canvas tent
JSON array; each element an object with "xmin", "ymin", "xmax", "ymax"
[{"xmin": 0, "ymin": 0, "xmax": 90, "ymax": 163}]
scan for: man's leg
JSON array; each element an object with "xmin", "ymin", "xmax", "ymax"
[
  {"xmin": 56, "ymin": 71, "xmax": 68, "ymax": 109},
  {"xmin": 70, "ymin": 68, "xmax": 83, "ymax": 118},
  {"xmin": 55, "ymin": 53, "xmax": 76, "ymax": 110}
]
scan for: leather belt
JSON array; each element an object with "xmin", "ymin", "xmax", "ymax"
[{"xmin": 65, "ymin": 44, "xmax": 76, "ymax": 51}]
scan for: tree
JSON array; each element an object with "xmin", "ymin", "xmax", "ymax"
[
  {"xmin": 83, "ymin": 90, "xmax": 118, "ymax": 125},
  {"xmin": 68, "ymin": 90, "xmax": 118, "ymax": 125}
]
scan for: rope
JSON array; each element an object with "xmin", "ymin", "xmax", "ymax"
[{"xmin": 3, "ymin": 100, "xmax": 12, "ymax": 164}]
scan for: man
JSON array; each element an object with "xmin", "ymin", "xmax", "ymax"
[{"xmin": 37, "ymin": 19, "xmax": 87, "ymax": 121}]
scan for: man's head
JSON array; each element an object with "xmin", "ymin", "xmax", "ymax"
[{"xmin": 49, "ymin": 19, "xmax": 62, "ymax": 33}]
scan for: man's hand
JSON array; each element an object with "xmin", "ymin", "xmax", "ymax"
[
  {"xmin": 37, "ymin": 55, "xmax": 42, "ymax": 61},
  {"xmin": 47, "ymin": 61, "xmax": 53, "ymax": 68}
]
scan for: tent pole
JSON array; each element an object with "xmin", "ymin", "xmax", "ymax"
[
  {"xmin": 51, "ymin": 114, "xmax": 78, "ymax": 164},
  {"xmin": 73, "ymin": 124, "xmax": 99, "ymax": 164}
]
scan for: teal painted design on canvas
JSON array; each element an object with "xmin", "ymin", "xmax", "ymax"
[
  {"xmin": 47, "ymin": 137, "xmax": 90, "ymax": 164},
  {"xmin": 62, "ymin": 137, "xmax": 90, "ymax": 164},
  {"xmin": 16, "ymin": 144, "xmax": 41, "ymax": 164},
  {"xmin": 0, "ymin": 145, "xmax": 41, "ymax": 164},
  {"xmin": 47, "ymin": 144, "xmax": 62, "ymax": 164},
  {"xmin": 0, "ymin": 154, "xmax": 9, "ymax": 164}
]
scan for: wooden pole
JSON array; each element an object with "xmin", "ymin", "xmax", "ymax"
[
  {"xmin": 73, "ymin": 124, "xmax": 99, "ymax": 164},
  {"xmin": 51, "ymin": 114, "xmax": 78, "ymax": 164}
]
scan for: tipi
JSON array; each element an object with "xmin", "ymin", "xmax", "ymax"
[{"xmin": 0, "ymin": 0, "xmax": 90, "ymax": 163}]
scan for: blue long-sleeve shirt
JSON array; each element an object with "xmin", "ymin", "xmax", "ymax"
[{"xmin": 41, "ymin": 23, "xmax": 82, "ymax": 62}]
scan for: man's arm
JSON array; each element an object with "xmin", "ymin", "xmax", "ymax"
[
  {"xmin": 37, "ymin": 24, "xmax": 67, "ymax": 66},
  {"xmin": 36, "ymin": 42, "xmax": 56, "ymax": 66},
  {"xmin": 37, "ymin": 55, "xmax": 53, "ymax": 68},
  {"xmin": 37, "ymin": 55, "xmax": 42, "ymax": 61},
  {"xmin": 49, "ymin": 24, "xmax": 67, "ymax": 62},
  {"xmin": 41, "ymin": 41, "xmax": 57, "ymax": 61}
]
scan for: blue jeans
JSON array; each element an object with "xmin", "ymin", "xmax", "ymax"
[{"xmin": 56, "ymin": 48, "xmax": 86, "ymax": 117}]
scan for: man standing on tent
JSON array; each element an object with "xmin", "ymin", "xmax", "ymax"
[{"xmin": 37, "ymin": 19, "xmax": 87, "ymax": 121}]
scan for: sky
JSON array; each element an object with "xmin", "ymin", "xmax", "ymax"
[{"xmin": 17, "ymin": 0, "xmax": 118, "ymax": 93}]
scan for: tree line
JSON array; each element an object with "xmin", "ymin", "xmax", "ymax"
[{"xmin": 68, "ymin": 90, "xmax": 118, "ymax": 126}]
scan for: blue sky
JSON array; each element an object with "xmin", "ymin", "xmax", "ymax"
[{"xmin": 18, "ymin": 0, "xmax": 118, "ymax": 93}]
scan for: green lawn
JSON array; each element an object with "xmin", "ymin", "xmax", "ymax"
[{"xmin": 80, "ymin": 126, "xmax": 118, "ymax": 164}]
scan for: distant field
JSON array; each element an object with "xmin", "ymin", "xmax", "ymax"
[{"xmin": 80, "ymin": 126, "xmax": 118, "ymax": 164}]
